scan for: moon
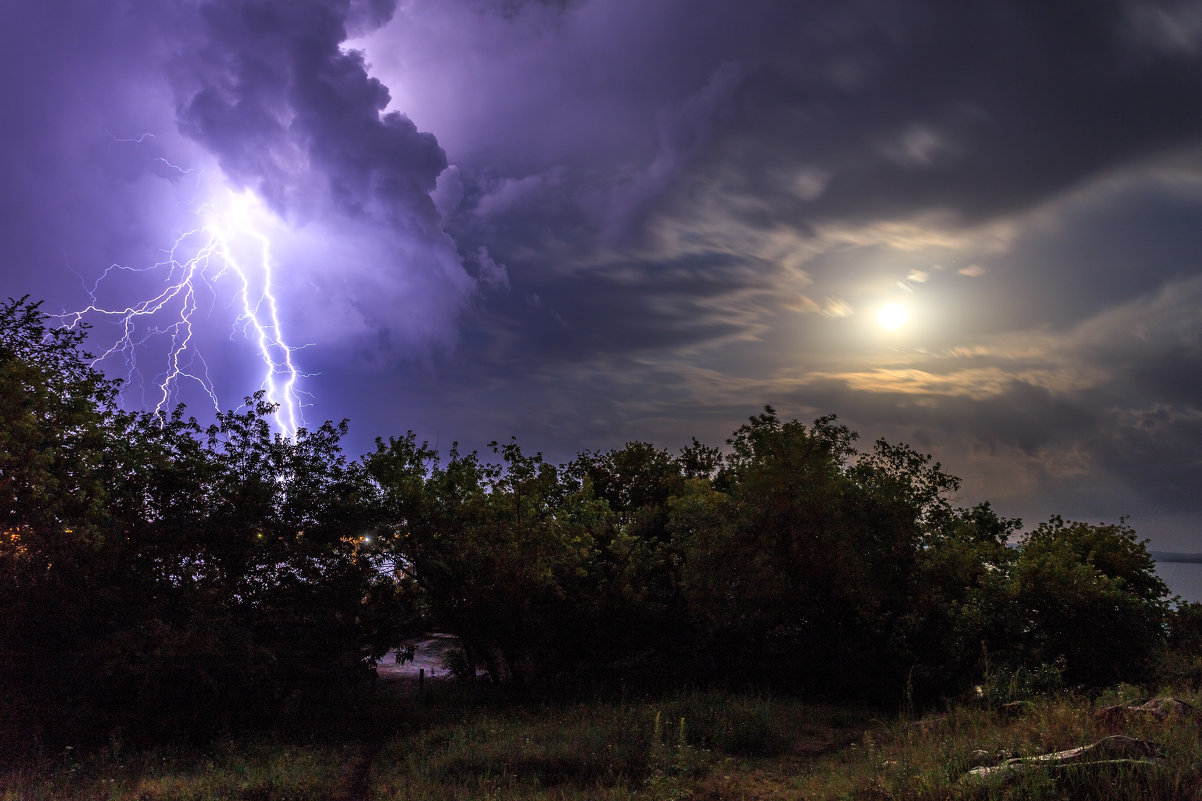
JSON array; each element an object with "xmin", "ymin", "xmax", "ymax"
[{"xmin": 877, "ymin": 303, "xmax": 908, "ymax": 330}]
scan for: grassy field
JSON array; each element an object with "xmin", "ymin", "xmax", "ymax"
[{"xmin": 4, "ymin": 683, "xmax": 1201, "ymax": 800}]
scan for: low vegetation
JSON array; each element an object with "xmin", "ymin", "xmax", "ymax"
[{"xmin": 5, "ymin": 684, "xmax": 1202, "ymax": 800}]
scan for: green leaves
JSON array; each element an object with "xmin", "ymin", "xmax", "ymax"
[
  {"xmin": 2, "ymin": 300, "xmax": 1178, "ymax": 751},
  {"xmin": 1, "ymin": 299, "xmax": 398, "ymax": 748},
  {"xmin": 362, "ymin": 405, "xmax": 1173, "ymax": 699},
  {"xmin": 1005, "ymin": 517, "xmax": 1170, "ymax": 685}
]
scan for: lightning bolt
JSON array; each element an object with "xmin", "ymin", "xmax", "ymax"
[{"xmin": 64, "ymin": 184, "xmax": 308, "ymax": 439}]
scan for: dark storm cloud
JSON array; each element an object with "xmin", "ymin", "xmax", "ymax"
[
  {"xmin": 167, "ymin": 1, "xmax": 484, "ymax": 357},
  {"xmin": 4, "ymin": 0, "xmax": 1202, "ymax": 550},
  {"xmin": 0, "ymin": 0, "xmax": 496, "ymax": 439},
  {"xmin": 355, "ymin": 1, "xmax": 1202, "ymax": 537},
  {"xmin": 453, "ymin": 0, "xmax": 1202, "ymax": 233},
  {"xmin": 729, "ymin": 0, "xmax": 1202, "ymax": 227},
  {"xmin": 175, "ymin": 0, "xmax": 447, "ymax": 233},
  {"xmin": 391, "ymin": 0, "xmax": 1202, "ymax": 360}
]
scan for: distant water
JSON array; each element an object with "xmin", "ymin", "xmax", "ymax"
[{"xmin": 1153, "ymin": 558, "xmax": 1202, "ymax": 605}]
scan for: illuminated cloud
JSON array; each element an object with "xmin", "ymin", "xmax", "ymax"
[
  {"xmin": 1124, "ymin": 0, "xmax": 1202, "ymax": 55},
  {"xmin": 876, "ymin": 124, "xmax": 951, "ymax": 168},
  {"xmin": 4, "ymin": 0, "xmax": 1202, "ymax": 548},
  {"xmin": 790, "ymin": 296, "xmax": 854, "ymax": 318},
  {"xmin": 170, "ymin": 0, "xmax": 481, "ymax": 345}
]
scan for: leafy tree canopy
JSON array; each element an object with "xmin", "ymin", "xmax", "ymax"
[{"xmin": 1, "ymin": 302, "xmax": 1181, "ymax": 750}]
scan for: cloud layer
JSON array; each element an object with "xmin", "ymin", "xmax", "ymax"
[{"xmin": 2, "ymin": 0, "xmax": 1202, "ymax": 548}]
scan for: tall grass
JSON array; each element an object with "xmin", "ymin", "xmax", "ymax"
[
  {"xmin": 0, "ymin": 741, "xmax": 355, "ymax": 801},
  {"xmin": 363, "ymin": 689, "xmax": 873, "ymax": 800},
  {"xmin": 4, "ymin": 686, "xmax": 1201, "ymax": 800},
  {"xmin": 784, "ymin": 688, "xmax": 1202, "ymax": 801}
]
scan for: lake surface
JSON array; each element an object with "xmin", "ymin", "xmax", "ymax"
[{"xmin": 1155, "ymin": 560, "xmax": 1202, "ymax": 604}]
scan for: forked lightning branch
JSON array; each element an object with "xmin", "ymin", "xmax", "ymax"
[{"xmin": 64, "ymin": 187, "xmax": 307, "ymax": 438}]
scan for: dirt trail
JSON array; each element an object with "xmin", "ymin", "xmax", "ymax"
[
  {"xmin": 336, "ymin": 635, "xmax": 462, "ymax": 799},
  {"xmin": 336, "ymin": 738, "xmax": 385, "ymax": 801}
]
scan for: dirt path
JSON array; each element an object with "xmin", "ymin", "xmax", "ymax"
[
  {"xmin": 374, "ymin": 633, "xmax": 463, "ymax": 681},
  {"xmin": 335, "ymin": 634, "xmax": 464, "ymax": 799},
  {"xmin": 336, "ymin": 738, "xmax": 385, "ymax": 801}
]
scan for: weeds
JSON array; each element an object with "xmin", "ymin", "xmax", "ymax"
[
  {"xmin": 4, "ymin": 686, "xmax": 1201, "ymax": 800},
  {"xmin": 0, "ymin": 741, "xmax": 353, "ymax": 801}
]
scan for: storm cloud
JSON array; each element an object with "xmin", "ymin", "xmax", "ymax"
[{"xmin": 3, "ymin": 0, "xmax": 1202, "ymax": 549}]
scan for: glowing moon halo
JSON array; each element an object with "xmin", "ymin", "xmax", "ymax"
[{"xmin": 877, "ymin": 303, "xmax": 908, "ymax": 330}]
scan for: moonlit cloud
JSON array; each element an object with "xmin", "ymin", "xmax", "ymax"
[
  {"xmin": 790, "ymin": 296, "xmax": 854, "ymax": 319},
  {"xmin": 3, "ymin": 0, "xmax": 1202, "ymax": 551}
]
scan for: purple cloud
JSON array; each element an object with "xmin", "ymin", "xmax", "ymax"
[{"xmin": 5, "ymin": 0, "xmax": 1202, "ymax": 558}]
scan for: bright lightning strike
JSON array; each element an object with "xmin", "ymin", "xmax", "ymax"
[{"xmin": 64, "ymin": 186, "xmax": 308, "ymax": 438}]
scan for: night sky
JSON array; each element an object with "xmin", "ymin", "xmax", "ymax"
[{"xmin": 3, "ymin": 0, "xmax": 1202, "ymax": 549}]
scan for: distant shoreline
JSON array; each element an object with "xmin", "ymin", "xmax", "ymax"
[{"xmin": 1151, "ymin": 551, "xmax": 1202, "ymax": 564}]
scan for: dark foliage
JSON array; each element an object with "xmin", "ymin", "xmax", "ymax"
[
  {"xmin": 0, "ymin": 298, "xmax": 402, "ymax": 754},
  {"xmin": 365, "ymin": 404, "xmax": 1174, "ymax": 703},
  {"xmin": 1, "ymin": 297, "xmax": 1182, "ymax": 755}
]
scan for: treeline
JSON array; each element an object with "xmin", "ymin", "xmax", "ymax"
[{"xmin": 0, "ymin": 297, "xmax": 1191, "ymax": 752}]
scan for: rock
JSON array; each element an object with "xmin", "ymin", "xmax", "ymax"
[
  {"xmin": 961, "ymin": 736, "xmax": 1165, "ymax": 785},
  {"xmin": 1095, "ymin": 696, "xmax": 1196, "ymax": 727},
  {"xmin": 1130, "ymin": 697, "xmax": 1194, "ymax": 720},
  {"xmin": 966, "ymin": 749, "xmax": 993, "ymax": 767}
]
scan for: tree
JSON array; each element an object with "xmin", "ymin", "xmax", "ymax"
[
  {"xmin": 663, "ymin": 409, "xmax": 943, "ymax": 694},
  {"xmin": 367, "ymin": 436, "xmax": 607, "ymax": 685},
  {"xmin": 563, "ymin": 442, "xmax": 692, "ymax": 676},
  {"xmin": 0, "ymin": 297, "xmax": 137, "ymax": 747},
  {"xmin": 1, "ymin": 297, "xmax": 397, "ymax": 748},
  {"xmin": 1005, "ymin": 516, "xmax": 1170, "ymax": 685},
  {"xmin": 1164, "ymin": 602, "xmax": 1202, "ymax": 686},
  {"xmin": 889, "ymin": 502, "xmax": 1021, "ymax": 696}
]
